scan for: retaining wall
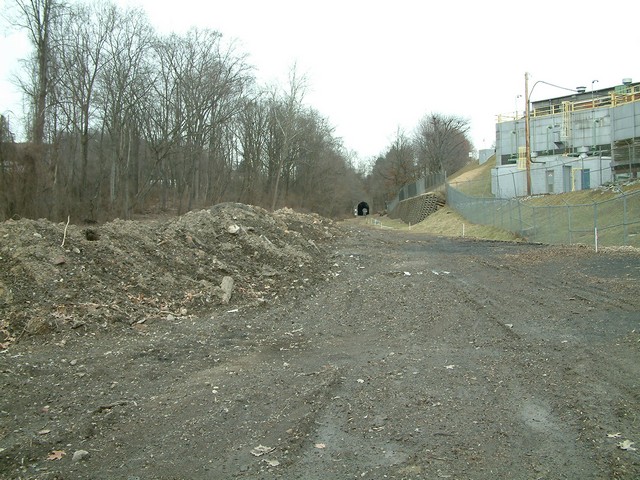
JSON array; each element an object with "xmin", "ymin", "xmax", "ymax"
[{"xmin": 388, "ymin": 192, "xmax": 445, "ymax": 225}]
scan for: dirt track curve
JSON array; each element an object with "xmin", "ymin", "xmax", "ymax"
[{"xmin": 1, "ymin": 221, "xmax": 639, "ymax": 479}]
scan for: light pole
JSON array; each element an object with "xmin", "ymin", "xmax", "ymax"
[
  {"xmin": 591, "ymin": 79, "xmax": 599, "ymax": 150},
  {"xmin": 525, "ymin": 73, "xmax": 531, "ymax": 195},
  {"xmin": 524, "ymin": 72, "xmax": 585, "ymax": 196}
]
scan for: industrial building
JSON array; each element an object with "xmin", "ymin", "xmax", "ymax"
[{"xmin": 492, "ymin": 78, "xmax": 640, "ymax": 198}]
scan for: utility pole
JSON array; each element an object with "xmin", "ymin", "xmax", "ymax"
[
  {"xmin": 524, "ymin": 72, "xmax": 532, "ymax": 196},
  {"xmin": 523, "ymin": 73, "xmax": 583, "ymax": 197}
]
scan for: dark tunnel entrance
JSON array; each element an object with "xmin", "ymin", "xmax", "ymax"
[{"xmin": 357, "ymin": 201, "xmax": 369, "ymax": 216}]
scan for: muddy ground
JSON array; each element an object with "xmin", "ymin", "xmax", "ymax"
[{"xmin": 1, "ymin": 206, "xmax": 639, "ymax": 479}]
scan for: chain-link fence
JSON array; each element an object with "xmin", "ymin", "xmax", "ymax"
[
  {"xmin": 387, "ymin": 172, "xmax": 447, "ymax": 213},
  {"xmin": 446, "ymin": 183, "xmax": 640, "ymax": 247}
]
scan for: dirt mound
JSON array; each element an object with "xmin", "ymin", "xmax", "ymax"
[{"xmin": 0, "ymin": 203, "xmax": 340, "ymax": 348}]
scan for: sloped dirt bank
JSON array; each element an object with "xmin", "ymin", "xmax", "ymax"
[{"xmin": 0, "ymin": 204, "xmax": 338, "ymax": 347}]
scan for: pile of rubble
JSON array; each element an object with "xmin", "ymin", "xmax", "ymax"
[{"xmin": 0, "ymin": 203, "xmax": 340, "ymax": 348}]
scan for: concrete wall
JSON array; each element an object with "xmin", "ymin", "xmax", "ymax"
[
  {"xmin": 388, "ymin": 192, "xmax": 445, "ymax": 225},
  {"xmin": 611, "ymin": 102, "xmax": 640, "ymax": 142},
  {"xmin": 492, "ymin": 155, "xmax": 613, "ymax": 198},
  {"xmin": 479, "ymin": 149, "xmax": 495, "ymax": 165}
]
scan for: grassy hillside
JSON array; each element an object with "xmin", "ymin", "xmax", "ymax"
[
  {"xmin": 362, "ymin": 157, "xmax": 640, "ymax": 245},
  {"xmin": 446, "ymin": 157, "xmax": 496, "ymax": 197},
  {"xmin": 376, "ymin": 157, "xmax": 520, "ymax": 241},
  {"xmin": 362, "ymin": 207, "xmax": 521, "ymax": 242}
]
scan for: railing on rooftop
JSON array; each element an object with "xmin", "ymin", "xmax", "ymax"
[{"xmin": 497, "ymin": 84, "xmax": 640, "ymax": 123}]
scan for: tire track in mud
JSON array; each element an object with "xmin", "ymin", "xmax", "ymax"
[
  {"xmin": 314, "ymin": 231, "xmax": 640, "ymax": 479},
  {"xmin": 262, "ymin": 236, "xmax": 574, "ymax": 478},
  {"xmin": 474, "ymin": 251, "xmax": 639, "ymax": 313},
  {"xmin": 2, "ymin": 227, "xmax": 638, "ymax": 479},
  {"xmin": 412, "ymin": 242, "xmax": 640, "ymax": 479},
  {"xmin": 438, "ymin": 249, "xmax": 638, "ymax": 343}
]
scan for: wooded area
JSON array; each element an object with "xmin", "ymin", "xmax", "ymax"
[{"xmin": 0, "ymin": 0, "xmax": 473, "ymax": 223}]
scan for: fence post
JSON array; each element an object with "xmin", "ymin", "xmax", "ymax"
[
  {"xmin": 567, "ymin": 204, "xmax": 572, "ymax": 244},
  {"xmin": 547, "ymin": 206, "xmax": 552, "ymax": 244},
  {"xmin": 623, "ymin": 194, "xmax": 628, "ymax": 245},
  {"xmin": 593, "ymin": 201, "xmax": 598, "ymax": 248},
  {"xmin": 532, "ymin": 206, "xmax": 537, "ymax": 242},
  {"xmin": 444, "ymin": 174, "xmax": 638, "ymax": 248}
]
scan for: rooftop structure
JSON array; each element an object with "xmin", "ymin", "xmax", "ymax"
[{"xmin": 492, "ymin": 79, "xmax": 640, "ymax": 198}]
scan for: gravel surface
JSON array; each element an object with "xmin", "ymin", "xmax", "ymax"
[{"xmin": 1, "ymin": 211, "xmax": 639, "ymax": 479}]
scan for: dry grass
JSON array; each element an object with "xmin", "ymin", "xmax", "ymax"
[
  {"xmin": 525, "ymin": 181, "xmax": 640, "ymax": 207},
  {"xmin": 360, "ymin": 157, "xmax": 640, "ymax": 245},
  {"xmin": 445, "ymin": 156, "xmax": 496, "ymax": 197},
  {"xmin": 365, "ymin": 156, "xmax": 520, "ymax": 242},
  {"xmin": 358, "ymin": 207, "xmax": 522, "ymax": 242}
]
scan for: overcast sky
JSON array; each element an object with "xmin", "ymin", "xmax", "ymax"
[{"xmin": 1, "ymin": 0, "xmax": 638, "ymax": 161}]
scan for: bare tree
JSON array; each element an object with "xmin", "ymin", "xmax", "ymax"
[
  {"xmin": 0, "ymin": 115, "xmax": 17, "ymax": 218},
  {"xmin": 236, "ymin": 95, "xmax": 269, "ymax": 205},
  {"xmin": 5, "ymin": 0, "xmax": 366, "ymax": 221},
  {"xmin": 54, "ymin": 1, "xmax": 116, "ymax": 216},
  {"xmin": 136, "ymin": 33, "xmax": 188, "ymax": 211},
  {"xmin": 268, "ymin": 65, "xmax": 306, "ymax": 211},
  {"xmin": 294, "ymin": 140, "xmax": 361, "ymax": 217},
  {"xmin": 414, "ymin": 113, "xmax": 471, "ymax": 175},
  {"xmin": 11, "ymin": 0, "xmax": 63, "ymax": 144},
  {"xmin": 98, "ymin": 5, "xmax": 154, "ymax": 217},
  {"xmin": 148, "ymin": 28, "xmax": 251, "ymax": 213},
  {"xmin": 201, "ymin": 39, "xmax": 252, "ymax": 206},
  {"xmin": 383, "ymin": 128, "xmax": 417, "ymax": 186}
]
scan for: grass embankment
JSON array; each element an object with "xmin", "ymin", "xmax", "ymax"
[
  {"xmin": 363, "ymin": 208, "xmax": 519, "ymax": 241},
  {"xmin": 362, "ymin": 156, "xmax": 640, "ymax": 245},
  {"xmin": 358, "ymin": 157, "xmax": 521, "ymax": 241}
]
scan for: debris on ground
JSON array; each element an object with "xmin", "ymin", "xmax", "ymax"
[{"xmin": 0, "ymin": 203, "xmax": 339, "ymax": 348}]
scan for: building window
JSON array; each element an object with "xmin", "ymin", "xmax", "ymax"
[
  {"xmin": 581, "ymin": 169, "xmax": 591, "ymax": 190},
  {"xmin": 546, "ymin": 170, "xmax": 555, "ymax": 194}
]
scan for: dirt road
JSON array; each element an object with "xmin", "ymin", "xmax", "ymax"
[{"xmin": 1, "ymin": 223, "xmax": 639, "ymax": 479}]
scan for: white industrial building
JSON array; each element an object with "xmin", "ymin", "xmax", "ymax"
[{"xmin": 492, "ymin": 78, "xmax": 640, "ymax": 198}]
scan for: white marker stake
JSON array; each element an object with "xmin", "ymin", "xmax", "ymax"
[{"xmin": 595, "ymin": 227, "xmax": 598, "ymax": 252}]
